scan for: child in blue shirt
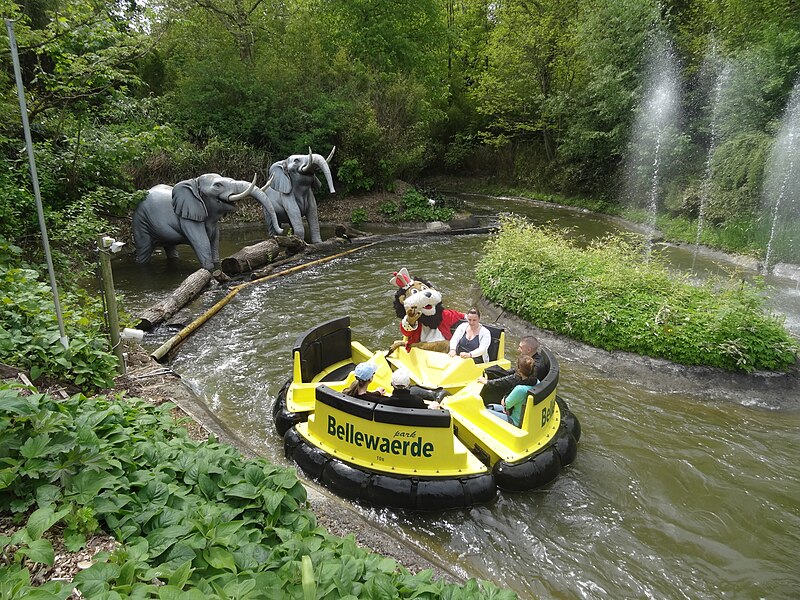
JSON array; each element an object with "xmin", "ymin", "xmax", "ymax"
[{"xmin": 486, "ymin": 355, "xmax": 537, "ymax": 427}]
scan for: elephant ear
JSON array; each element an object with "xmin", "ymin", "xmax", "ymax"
[
  {"xmin": 269, "ymin": 161, "xmax": 292, "ymax": 194},
  {"xmin": 172, "ymin": 179, "xmax": 207, "ymax": 222}
]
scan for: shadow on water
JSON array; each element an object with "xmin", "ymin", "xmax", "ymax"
[{"xmin": 112, "ymin": 202, "xmax": 800, "ymax": 599}]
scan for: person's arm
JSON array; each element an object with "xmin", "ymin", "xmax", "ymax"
[{"xmin": 449, "ymin": 323, "xmax": 466, "ymax": 355}]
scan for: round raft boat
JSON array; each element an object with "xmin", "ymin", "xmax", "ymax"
[{"xmin": 275, "ymin": 316, "xmax": 581, "ymax": 510}]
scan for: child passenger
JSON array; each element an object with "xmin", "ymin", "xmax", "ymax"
[{"xmin": 486, "ymin": 355, "xmax": 537, "ymax": 427}]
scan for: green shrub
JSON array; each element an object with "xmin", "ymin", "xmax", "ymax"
[
  {"xmin": 379, "ymin": 201, "xmax": 399, "ymax": 217},
  {"xmin": 0, "ymin": 238, "xmax": 118, "ymax": 388},
  {"xmin": 0, "ymin": 385, "xmax": 516, "ymax": 599},
  {"xmin": 391, "ymin": 188, "xmax": 455, "ymax": 223},
  {"xmin": 477, "ymin": 216, "xmax": 798, "ymax": 372},
  {"xmin": 350, "ymin": 207, "xmax": 368, "ymax": 226}
]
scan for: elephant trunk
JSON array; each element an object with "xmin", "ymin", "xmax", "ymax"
[
  {"xmin": 300, "ymin": 147, "xmax": 336, "ymax": 194},
  {"xmin": 229, "ymin": 174, "xmax": 258, "ymax": 202},
  {"xmin": 250, "ymin": 187, "xmax": 284, "ymax": 236}
]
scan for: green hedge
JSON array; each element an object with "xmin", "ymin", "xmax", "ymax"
[
  {"xmin": 476, "ymin": 217, "xmax": 798, "ymax": 372},
  {"xmin": 0, "ymin": 384, "xmax": 515, "ymax": 599}
]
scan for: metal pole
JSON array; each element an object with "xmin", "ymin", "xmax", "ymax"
[
  {"xmin": 6, "ymin": 19, "xmax": 68, "ymax": 349},
  {"xmin": 97, "ymin": 235, "xmax": 125, "ymax": 375}
]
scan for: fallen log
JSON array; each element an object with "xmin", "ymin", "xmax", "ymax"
[
  {"xmin": 136, "ymin": 268, "xmax": 213, "ymax": 330},
  {"xmin": 221, "ymin": 239, "xmax": 280, "ymax": 275}
]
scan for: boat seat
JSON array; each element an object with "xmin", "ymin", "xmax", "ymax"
[
  {"xmin": 315, "ymin": 385, "xmax": 451, "ymax": 427},
  {"xmin": 294, "ymin": 316, "xmax": 352, "ymax": 383},
  {"xmin": 445, "ymin": 358, "xmax": 561, "ymax": 461},
  {"xmin": 450, "ymin": 319, "xmax": 505, "ymax": 361}
]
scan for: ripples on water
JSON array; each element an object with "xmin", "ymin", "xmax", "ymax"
[{"xmin": 117, "ymin": 223, "xmax": 800, "ymax": 599}]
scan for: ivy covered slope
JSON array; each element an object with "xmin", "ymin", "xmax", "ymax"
[
  {"xmin": 0, "ymin": 385, "xmax": 515, "ymax": 599},
  {"xmin": 0, "ymin": 238, "xmax": 118, "ymax": 390},
  {"xmin": 476, "ymin": 217, "xmax": 798, "ymax": 372}
]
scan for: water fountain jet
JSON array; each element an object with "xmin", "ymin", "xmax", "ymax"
[
  {"xmin": 762, "ymin": 77, "xmax": 800, "ymax": 274},
  {"xmin": 622, "ymin": 33, "xmax": 681, "ymax": 259}
]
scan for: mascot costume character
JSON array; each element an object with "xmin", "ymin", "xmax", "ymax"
[{"xmin": 390, "ymin": 268, "xmax": 464, "ymax": 353}]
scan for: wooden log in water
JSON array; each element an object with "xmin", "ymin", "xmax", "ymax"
[
  {"xmin": 136, "ymin": 268, "xmax": 213, "ymax": 330},
  {"xmin": 221, "ymin": 239, "xmax": 280, "ymax": 275}
]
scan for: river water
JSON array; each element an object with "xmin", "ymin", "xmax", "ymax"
[{"xmin": 112, "ymin": 196, "xmax": 800, "ymax": 599}]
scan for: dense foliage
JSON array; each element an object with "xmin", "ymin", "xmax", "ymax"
[
  {"xmin": 0, "ymin": 0, "xmax": 798, "ymax": 267},
  {"xmin": 0, "ymin": 237, "xmax": 118, "ymax": 388},
  {"xmin": 477, "ymin": 217, "xmax": 798, "ymax": 372},
  {"xmin": 0, "ymin": 384, "xmax": 516, "ymax": 599}
]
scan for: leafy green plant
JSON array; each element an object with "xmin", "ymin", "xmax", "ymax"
[
  {"xmin": 0, "ymin": 238, "xmax": 119, "ymax": 389},
  {"xmin": 379, "ymin": 201, "xmax": 399, "ymax": 217},
  {"xmin": 0, "ymin": 384, "xmax": 516, "ymax": 599},
  {"xmin": 392, "ymin": 188, "xmax": 455, "ymax": 223},
  {"xmin": 477, "ymin": 216, "xmax": 798, "ymax": 372},
  {"xmin": 350, "ymin": 207, "xmax": 368, "ymax": 227}
]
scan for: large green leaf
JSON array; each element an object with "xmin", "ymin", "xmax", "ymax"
[
  {"xmin": 73, "ymin": 562, "xmax": 121, "ymax": 597},
  {"xmin": 203, "ymin": 546, "xmax": 236, "ymax": 572},
  {"xmin": 26, "ymin": 506, "xmax": 70, "ymax": 539},
  {"xmin": 18, "ymin": 539, "xmax": 55, "ymax": 565},
  {"xmin": 20, "ymin": 434, "xmax": 50, "ymax": 459}
]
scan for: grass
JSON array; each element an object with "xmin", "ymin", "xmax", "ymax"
[{"xmin": 476, "ymin": 216, "xmax": 798, "ymax": 372}]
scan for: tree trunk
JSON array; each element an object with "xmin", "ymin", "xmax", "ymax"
[
  {"xmin": 136, "ymin": 269, "xmax": 213, "ymax": 330},
  {"xmin": 221, "ymin": 239, "xmax": 280, "ymax": 275}
]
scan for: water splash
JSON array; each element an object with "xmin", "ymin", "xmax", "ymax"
[
  {"xmin": 622, "ymin": 34, "xmax": 681, "ymax": 259},
  {"xmin": 693, "ymin": 51, "xmax": 732, "ymax": 270},
  {"xmin": 763, "ymin": 78, "xmax": 800, "ymax": 273}
]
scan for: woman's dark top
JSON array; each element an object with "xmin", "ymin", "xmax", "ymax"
[{"xmin": 456, "ymin": 333, "xmax": 480, "ymax": 355}]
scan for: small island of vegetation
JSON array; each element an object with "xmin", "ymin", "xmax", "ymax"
[{"xmin": 477, "ymin": 217, "xmax": 798, "ymax": 373}]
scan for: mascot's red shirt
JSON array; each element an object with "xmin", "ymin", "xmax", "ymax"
[{"xmin": 401, "ymin": 309, "xmax": 464, "ymax": 350}]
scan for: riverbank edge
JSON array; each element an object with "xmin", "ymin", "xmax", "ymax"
[
  {"xmin": 134, "ymin": 361, "xmax": 473, "ymax": 585},
  {"xmin": 477, "ymin": 298, "xmax": 800, "ymax": 408}
]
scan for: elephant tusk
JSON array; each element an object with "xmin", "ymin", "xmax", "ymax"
[
  {"xmin": 300, "ymin": 147, "xmax": 314, "ymax": 174},
  {"xmin": 229, "ymin": 173, "xmax": 258, "ymax": 202},
  {"xmin": 260, "ymin": 173, "xmax": 274, "ymax": 192},
  {"xmin": 325, "ymin": 146, "xmax": 336, "ymax": 164}
]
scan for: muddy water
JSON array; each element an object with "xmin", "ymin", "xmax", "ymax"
[{"xmin": 112, "ymin": 200, "xmax": 800, "ymax": 599}]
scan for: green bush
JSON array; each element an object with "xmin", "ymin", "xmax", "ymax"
[
  {"xmin": 0, "ymin": 384, "xmax": 516, "ymax": 599},
  {"xmin": 476, "ymin": 216, "xmax": 798, "ymax": 372},
  {"xmin": 0, "ymin": 238, "xmax": 118, "ymax": 388},
  {"xmin": 350, "ymin": 207, "xmax": 368, "ymax": 226},
  {"xmin": 391, "ymin": 188, "xmax": 455, "ymax": 223}
]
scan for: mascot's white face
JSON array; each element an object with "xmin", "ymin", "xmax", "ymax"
[{"xmin": 402, "ymin": 281, "xmax": 443, "ymax": 316}]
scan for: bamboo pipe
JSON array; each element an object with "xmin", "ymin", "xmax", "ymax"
[{"xmin": 151, "ymin": 242, "xmax": 381, "ymax": 362}]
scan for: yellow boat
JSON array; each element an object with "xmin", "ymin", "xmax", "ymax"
[{"xmin": 277, "ymin": 316, "xmax": 581, "ymax": 509}]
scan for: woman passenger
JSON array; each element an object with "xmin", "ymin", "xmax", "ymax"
[
  {"xmin": 343, "ymin": 362, "xmax": 385, "ymax": 401},
  {"xmin": 486, "ymin": 355, "xmax": 537, "ymax": 427},
  {"xmin": 449, "ymin": 308, "xmax": 491, "ymax": 363}
]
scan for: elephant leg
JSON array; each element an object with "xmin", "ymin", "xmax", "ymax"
[
  {"xmin": 165, "ymin": 245, "xmax": 180, "ymax": 260},
  {"xmin": 209, "ymin": 225, "xmax": 221, "ymax": 265},
  {"xmin": 285, "ymin": 202, "xmax": 306, "ymax": 242},
  {"xmin": 305, "ymin": 197, "xmax": 322, "ymax": 244},
  {"xmin": 133, "ymin": 227, "xmax": 156, "ymax": 264},
  {"xmin": 182, "ymin": 221, "xmax": 215, "ymax": 271}
]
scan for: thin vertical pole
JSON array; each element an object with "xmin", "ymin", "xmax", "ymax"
[
  {"xmin": 97, "ymin": 235, "xmax": 125, "ymax": 375},
  {"xmin": 6, "ymin": 19, "xmax": 68, "ymax": 348}
]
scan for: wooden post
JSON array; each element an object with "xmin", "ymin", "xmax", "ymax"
[{"xmin": 97, "ymin": 235, "xmax": 125, "ymax": 375}]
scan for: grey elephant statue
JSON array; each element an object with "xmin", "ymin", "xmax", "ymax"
[
  {"xmin": 133, "ymin": 173, "xmax": 283, "ymax": 271},
  {"xmin": 263, "ymin": 147, "xmax": 336, "ymax": 244}
]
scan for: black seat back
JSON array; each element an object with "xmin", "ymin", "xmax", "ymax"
[{"xmin": 294, "ymin": 317, "xmax": 352, "ymax": 383}]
